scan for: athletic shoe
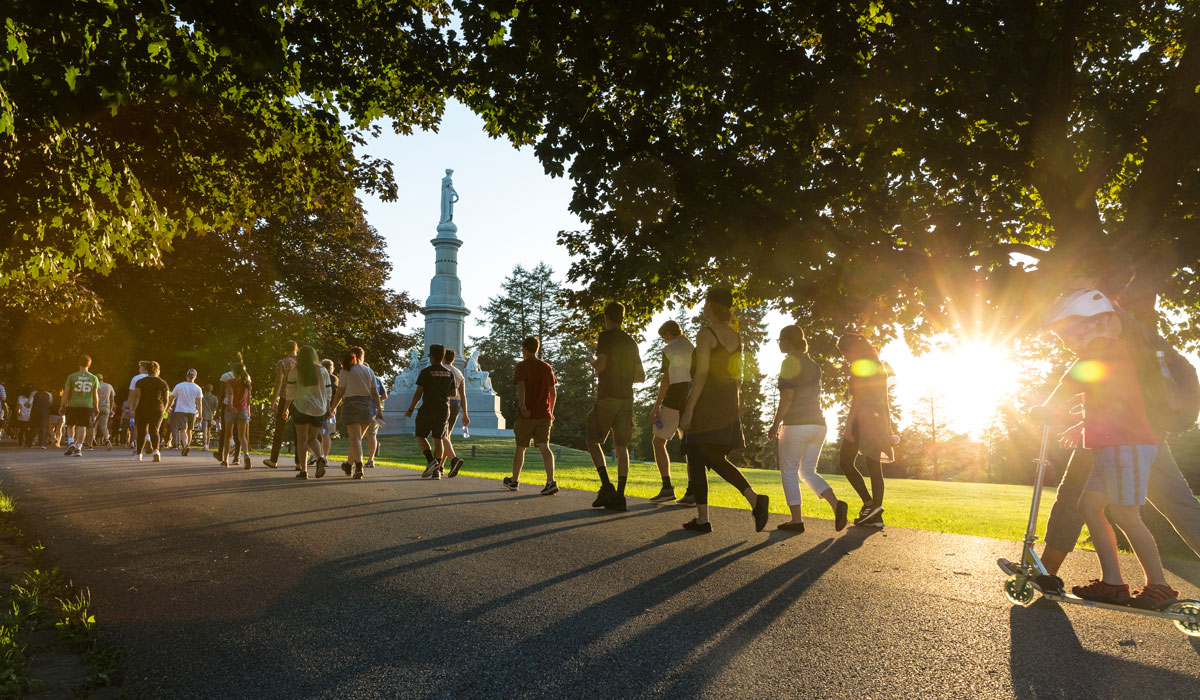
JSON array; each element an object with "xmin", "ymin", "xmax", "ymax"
[
  {"xmin": 315, "ymin": 459, "xmax": 327, "ymax": 479},
  {"xmin": 182, "ymin": 446, "xmax": 190, "ymax": 457},
  {"xmin": 220, "ymin": 461, "xmax": 229, "ymax": 468},
  {"xmin": 136, "ymin": 452, "xmax": 143, "ymax": 462},
  {"xmin": 341, "ymin": 461, "xmax": 352, "ymax": 476},
  {"xmin": 422, "ymin": 460, "xmax": 441, "ymax": 479},
  {"xmin": 777, "ymin": 521, "xmax": 805, "ymax": 532},
  {"xmin": 74, "ymin": 449, "xmax": 83, "ymax": 458},
  {"xmin": 649, "ymin": 487, "xmax": 676, "ymax": 504},
  {"xmin": 858, "ymin": 509, "xmax": 885, "ymax": 528},
  {"xmin": 605, "ymin": 492, "xmax": 628, "ymax": 512},
  {"xmin": 1034, "ymin": 574, "xmax": 1066, "ymax": 595},
  {"xmin": 295, "ymin": 471, "xmax": 308, "ymax": 480},
  {"xmin": 448, "ymin": 458, "xmax": 465, "ymax": 478},
  {"xmin": 752, "ymin": 494, "xmax": 770, "ymax": 532},
  {"xmin": 854, "ymin": 505, "xmax": 883, "ymax": 526},
  {"xmin": 243, "ymin": 454, "xmax": 251, "ymax": 470},
  {"xmin": 1072, "ymin": 579, "xmax": 1132, "ymax": 605},
  {"xmin": 675, "ymin": 491, "xmax": 696, "ymax": 506},
  {"xmin": 834, "ymin": 500, "xmax": 849, "ymax": 532},
  {"xmin": 212, "ymin": 450, "xmax": 222, "ymax": 461},
  {"xmin": 682, "ymin": 518, "xmax": 712, "ymax": 533},
  {"xmin": 152, "ymin": 451, "xmax": 161, "ymax": 462},
  {"xmin": 503, "ymin": 476, "xmax": 519, "ymax": 492},
  {"xmin": 312, "ymin": 456, "xmax": 321, "ymax": 467},
  {"xmin": 105, "ymin": 440, "xmax": 112, "ymax": 452},
  {"xmin": 263, "ymin": 459, "xmax": 278, "ymax": 469},
  {"xmin": 1130, "ymin": 583, "xmax": 1179, "ymax": 611},
  {"xmin": 540, "ymin": 481, "xmax": 559, "ymax": 496},
  {"xmin": 365, "ymin": 459, "xmax": 374, "ymax": 468},
  {"xmin": 592, "ymin": 483, "xmax": 617, "ymax": 508},
  {"xmin": 352, "ymin": 464, "xmax": 364, "ymax": 480},
  {"xmin": 39, "ymin": 446, "xmax": 46, "ymax": 450},
  {"xmin": 63, "ymin": 445, "xmax": 75, "ymax": 456}
]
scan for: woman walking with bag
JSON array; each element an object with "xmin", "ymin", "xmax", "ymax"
[
  {"xmin": 679, "ymin": 287, "xmax": 770, "ymax": 533},
  {"xmin": 837, "ymin": 332, "xmax": 896, "ymax": 527},
  {"xmin": 769, "ymin": 325, "xmax": 848, "ymax": 532}
]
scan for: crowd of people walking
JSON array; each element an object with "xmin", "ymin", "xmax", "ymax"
[{"xmin": 2, "ymin": 282, "xmax": 1199, "ymax": 613}]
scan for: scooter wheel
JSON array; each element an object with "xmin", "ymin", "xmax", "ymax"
[
  {"xmin": 1004, "ymin": 574, "xmax": 1036, "ymax": 607},
  {"xmin": 1167, "ymin": 599, "xmax": 1200, "ymax": 637}
]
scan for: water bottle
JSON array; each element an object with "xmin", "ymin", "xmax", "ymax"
[
  {"xmin": 654, "ymin": 414, "xmax": 664, "ymax": 430},
  {"xmin": 462, "ymin": 424, "xmax": 470, "ymax": 439}
]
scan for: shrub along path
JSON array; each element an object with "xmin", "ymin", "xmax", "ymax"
[{"xmin": 0, "ymin": 442, "xmax": 1197, "ymax": 699}]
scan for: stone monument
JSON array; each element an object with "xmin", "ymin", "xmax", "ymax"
[{"xmin": 381, "ymin": 170, "xmax": 510, "ymax": 436}]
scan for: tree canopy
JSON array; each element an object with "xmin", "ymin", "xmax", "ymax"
[{"xmin": 456, "ymin": 1, "xmax": 1200, "ymax": 347}]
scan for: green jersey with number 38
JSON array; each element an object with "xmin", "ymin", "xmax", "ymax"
[{"xmin": 65, "ymin": 371, "xmax": 98, "ymax": 408}]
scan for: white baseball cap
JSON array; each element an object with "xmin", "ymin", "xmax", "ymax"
[{"xmin": 1044, "ymin": 288, "xmax": 1114, "ymax": 327}]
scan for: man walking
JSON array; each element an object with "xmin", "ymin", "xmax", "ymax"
[
  {"xmin": 94, "ymin": 374, "xmax": 115, "ymax": 450},
  {"xmin": 62, "ymin": 355, "xmax": 100, "ymax": 457},
  {"xmin": 170, "ymin": 369, "xmax": 204, "ymax": 456},
  {"xmin": 405, "ymin": 344, "xmax": 455, "ymax": 479},
  {"xmin": 586, "ymin": 301, "xmax": 645, "ymax": 512},
  {"xmin": 128, "ymin": 361, "xmax": 150, "ymax": 455},
  {"xmin": 441, "ymin": 348, "xmax": 469, "ymax": 477},
  {"xmin": 504, "ymin": 337, "xmax": 557, "ymax": 495},
  {"xmin": 30, "ymin": 387, "xmax": 52, "ymax": 449},
  {"xmin": 201, "ymin": 384, "xmax": 218, "ymax": 450}
]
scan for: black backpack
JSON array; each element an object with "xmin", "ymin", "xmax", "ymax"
[{"xmin": 1119, "ymin": 310, "xmax": 1200, "ymax": 433}]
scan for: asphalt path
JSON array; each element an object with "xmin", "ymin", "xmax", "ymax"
[{"xmin": 1, "ymin": 443, "xmax": 1198, "ymax": 699}]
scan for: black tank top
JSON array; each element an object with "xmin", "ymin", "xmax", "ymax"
[{"xmin": 685, "ymin": 327, "xmax": 745, "ymax": 449}]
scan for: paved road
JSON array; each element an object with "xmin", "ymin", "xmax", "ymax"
[{"xmin": 0, "ymin": 444, "xmax": 1198, "ymax": 699}]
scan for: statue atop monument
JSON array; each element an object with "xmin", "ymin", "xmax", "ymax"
[{"xmin": 440, "ymin": 168, "xmax": 459, "ymax": 223}]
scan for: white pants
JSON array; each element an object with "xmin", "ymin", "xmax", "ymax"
[{"xmin": 778, "ymin": 424, "xmax": 830, "ymax": 507}]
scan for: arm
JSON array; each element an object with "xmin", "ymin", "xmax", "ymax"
[
  {"xmin": 329, "ymin": 384, "xmax": 346, "ymax": 416},
  {"xmin": 91, "ymin": 384, "xmax": 99, "ymax": 413},
  {"xmin": 371, "ymin": 382, "xmax": 382, "ymax": 418},
  {"xmin": 650, "ymin": 373, "xmax": 669, "ymax": 423},
  {"xmin": 549, "ymin": 383, "xmax": 557, "ymax": 414},
  {"xmin": 458, "ymin": 380, "xmax": 469, "ymax": 425},
  {"xmin": 405, "ymin": 386, "xmax": 424, "ymax": 416},
  {"xmin": 516, "ymin": 381, "xmax": 528, "ymax": 418},
  {"xmin": 680, "ymin": 330, "xmax": 712, "ymax": 429},
  {"xmin": 770, "ymin": 388, "xmax": 795, "ymax": 441},
  {"xmin": 194, "ymin": 390, "xmax": 202, "ymax": 415},
  {"xmin": 61, "ymin": 380, "xmax": 72, "ymax": 412},
  {"xmin": 130, "ymin": 388, "xmax": 141, "ymax": 414},
  {"xmin": 273, "ymin": 362, "xmax": 286, "ymax": 404}
]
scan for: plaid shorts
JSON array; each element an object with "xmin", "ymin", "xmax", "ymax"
[{"xmin": 1085, "ymin": 444, "xmax": 1157, "ymax": 506}]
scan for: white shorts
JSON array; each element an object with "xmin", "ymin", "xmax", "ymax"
[{"xmin": 653, "ymin": 407, "xmax": 682, "ymax": 441}]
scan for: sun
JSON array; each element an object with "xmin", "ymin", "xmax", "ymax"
[{"xmin": 888, "ymin": 337, "xmax": 1023, "ymax": 438}]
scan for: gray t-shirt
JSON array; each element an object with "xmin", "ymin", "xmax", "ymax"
[
  {"xmin": 341, "ymin": 364, "xmax": 378, "ymax": 398},
  {"xmin": 778, "ymin": 354, "xmax": 825, "ymax": 426}
]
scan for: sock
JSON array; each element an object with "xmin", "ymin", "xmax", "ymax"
[
  {"xmin": 618, "ymin": 475, "xmax": 627, "ymax": 495},
  {"xmin": 422, "ymin": 449, "xmax": 434, "ymax": 462},
  {"xmin": 662, "ymin": 475, "xmax": 672, "ymax": 489},
  {"xmin": 66, "ymin": 438, "xmax": 74, "ymax": 447},
  {"xmin": 742, "ymin": 486, "xmax": 757, "ymax": 506},
  {"xmin": 596, "ymin": 466, "xmax": 611, "ymax": 487}
]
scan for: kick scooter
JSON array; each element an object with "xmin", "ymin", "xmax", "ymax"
[{"xmin": 997, "ymin": 425, "xmax": 1200, "ymax": 637}]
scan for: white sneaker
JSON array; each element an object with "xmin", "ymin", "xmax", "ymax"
[
  {"xmin": 136, "ymin": 452, "xmax": 143, "ymax": 462},
  {"xmin": 152, "ymin": 451, "xmax": 161, "ymax": 462}
]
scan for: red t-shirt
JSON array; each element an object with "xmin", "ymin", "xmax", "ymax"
[
  {"xmin": 514, "ymin": 358, "xmax": 557, "ymax": 419},
  {"xmin": 226, "ymin": 378, "xmax": 251, "ymax": 412},
  {"xmin": 1059, "ymin": 336, "xmax": 1155, "ymax": 447}
]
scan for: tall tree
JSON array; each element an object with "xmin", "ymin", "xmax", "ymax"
[{"xmin": 457, "ymin": 1, "xmax": 1200, "ymax": 348}]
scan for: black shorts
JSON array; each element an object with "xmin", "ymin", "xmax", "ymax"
[
  {"xmin": 293, "ymin": 411, "xmax": 324, "ymax": 428},
  {"xmin": 414, "ymin": 411, "xmax": 449, "ymax": 439},
  {"xmin": 65, "ymin": 406, "xmax": 92, "ymax": 427}
]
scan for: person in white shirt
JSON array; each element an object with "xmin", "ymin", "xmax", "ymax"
[
  {"xmin": 170, "ymin": 369, "xmax": 204, "ymax": 456},
  {"xmin": 328, "ymin": 346, "xmax": 382, "ymax": 480},
  {"xmin": 288, "ymin": 346, "xmax": 331, "ymax": 480},
  {"xmin": 648, "ymin": 320, "xmax": 694, "ymax": 505}
]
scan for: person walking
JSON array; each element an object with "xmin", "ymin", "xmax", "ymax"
[
  {"xmin": 328, "ymin": 347, "xmax": 382, "ymax": 480},
  {"xmin": 95, "ymin": 374, "xmax": 115, "ymax": 450},
  {"xmin": 30, "ymin": 387, "xmax": 51, "ymax": 449},
  {"xmin": 404, "ymin": 344, "xmax": 455, "ymax": 480},
  {"xmin": 441, "ymin": 348, "xmax": 469, "ymax": 477},
  {"xmin": 769, "ymin": 325, "xmax": 848, "ymax": 533},
  {"xmin": 265, "ymin": 340, "xmax": 298, "ymax": 469},
  {"xmin": 213, "ymin": 357, "xmax": 240, "ymax": 466},
  {"xmin": 61, "ymin": 355, "xmax": 99, "ymax": 457},
  {"xmin": 128, "ymin": 361, "xmax": 150, "ymax": 455},
  {"xmin": 363, "ymin": 360, "xmax": 385, "ymax": 469},
  {"xmin": 505, "ymin": 336, "xmax": 558, "ymax": 495},
  {"xmin": 289, "ymin": 346, "xmax": 331, "ymax": 480},
  {"xmin": 836, "ymin": 332, "xmax": 896, "ymax": 527},
  {"xmin": 201, "ymin": 384, "xmax": 218, "ymax": 450},
  {"xmin": 585, "ymin": 301, "xmax": 645, "ymax": 512},
  {"xmin": 170, "ymin": 369, "xmax": 204, "ymax": 456},
  {"xmin": 15, "ymin": 390, "xmax": 31, "ymax": 447},
  {"xmin": 320, "ymin": 359, "xmax": 338, "ymax": 463},
  {"xmin": 679, "ymin": 288, "xmax": 770, "ymax": 533},
  {"xmin": 130, "ymin": 361, "xmax": 170, "ymax": 462},
  {"xmin": 648, "ymin": 319, "xmax": 693, "ymax": 505},
  {"xmin": 224, "ymin": 358, "xmax": 253, "ymax": 470}
]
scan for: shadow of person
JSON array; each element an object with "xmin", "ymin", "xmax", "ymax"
[{"xmin": 1008, "ymin": 601, "xmax": 1198, "ymax": 697}]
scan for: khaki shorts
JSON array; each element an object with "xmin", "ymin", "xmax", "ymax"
[
  {"xmin": 514, "ymin": 417, "xmax": 553, "ymax": 447},
  {"xmin": 586, "ymin": 398, "xmax": 633, "ymax": 447},
  {"xmin": 652, "ymin": 406, "xmax": 682, "ymax": 441}
]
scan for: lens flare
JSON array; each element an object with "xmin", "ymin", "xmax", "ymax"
[{"xmin": 1069, "ymin": 360, "xmax": 1110, "ymax": 384}]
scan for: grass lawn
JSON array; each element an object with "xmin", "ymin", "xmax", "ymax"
[{"xmin": 326, "ymin": 435, "xmax": 1109, "ymax": 553}]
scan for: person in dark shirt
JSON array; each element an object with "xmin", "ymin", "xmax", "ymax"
[
  {"xmin": 585, "ymin": 301, "xmax": 645, "ymax": 512},
  {"xmin": 30, "ymin": 389, "xmax": 52, "ymax": 449},
  {"xmin": 504, "ymin": 336, "xmax": 559, "ymax": 495},
  {"xmin": 406, "ymin": 344, "xmax": 456, "ymax": 479},
  {"xmin": 130, "ymin": 361, "xmax": 170, "ymax": 462}
]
